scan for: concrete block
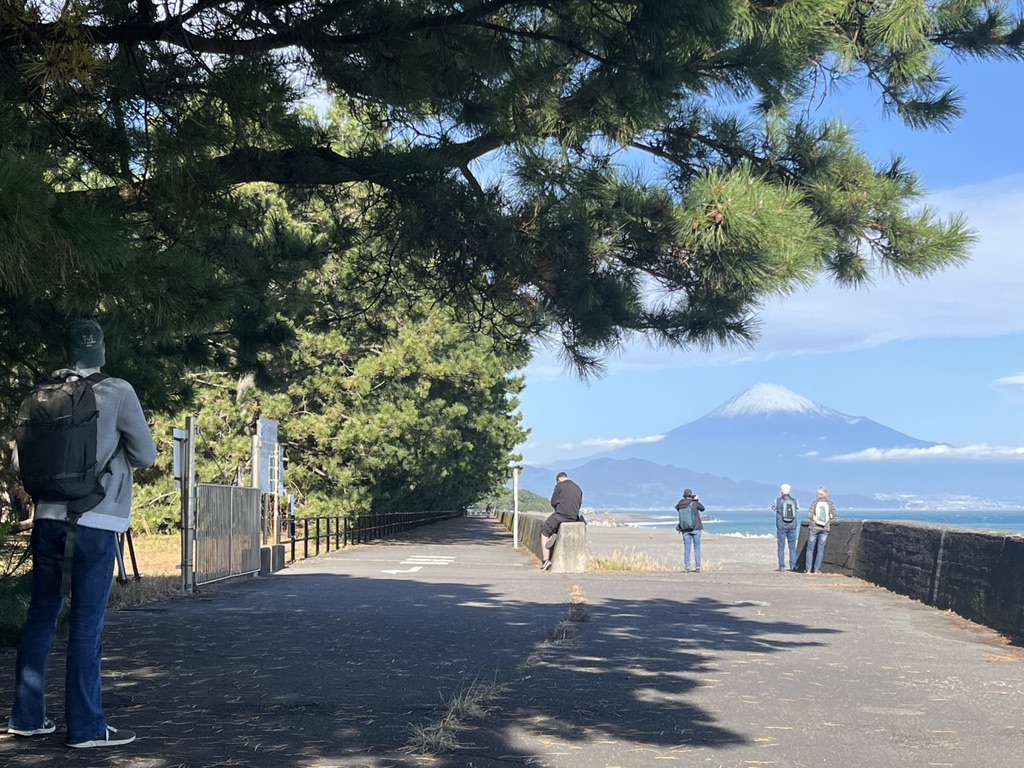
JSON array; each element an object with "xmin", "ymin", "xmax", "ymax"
[
  {"xmin": 551, "ymin": 522, "xmax": 586, "ymax": 573},
  {"xmin": 260, "ymin": 544, "xmax": 285, "ymax": 576},
  {"xmin": 496, "ymin": 510, "xmax": 587, "ymax": 573}
]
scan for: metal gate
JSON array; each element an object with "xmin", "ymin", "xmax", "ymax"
[{"xmin": 194, "ymin": 484, "xmax": 262, "ymax": 586}]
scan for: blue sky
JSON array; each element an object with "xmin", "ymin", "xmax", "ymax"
[{"xmin": 516, "ymin": 57, "xmax": 1024, "ymax": 468}]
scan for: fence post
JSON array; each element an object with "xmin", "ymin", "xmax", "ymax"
[{"xmin": 174, "ymin": 417, "xmax": 198, "ymax": 593}]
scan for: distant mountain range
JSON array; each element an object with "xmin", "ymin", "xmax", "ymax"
[{"xmin": 520, "ymin": 384, "xmax": 1024, "ymax": 510}]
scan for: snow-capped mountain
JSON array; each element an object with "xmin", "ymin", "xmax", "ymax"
[
  {"xmin": 525, "ymin": 383, "xmax": 1024, "ymax": 508},
  {"xmin": 585, "ymin": 383, "xmax": 937, "ymax": 479},
  {"xmin": 708, "ymin": 383, "xmax": 846, "ymax": 419}
]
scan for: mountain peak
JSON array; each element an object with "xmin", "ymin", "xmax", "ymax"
[{"xmin": 708, "ymin": 383, "xmax": 837, "ymax": 419}]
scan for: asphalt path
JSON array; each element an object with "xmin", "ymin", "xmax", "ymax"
[{"xmin": 1, "ymin": 517, "xmax": 1022, "ymax": 767}]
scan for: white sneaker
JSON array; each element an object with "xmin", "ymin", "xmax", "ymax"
[
  {"xmin": 66, "ymin": 725, "xmax": 136, "ymax": 748},
  {"xmin": 8, "ymin": 718, "xmax": 56, "ymax": 736}
]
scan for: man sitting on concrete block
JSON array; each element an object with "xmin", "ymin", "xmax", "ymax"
[{"xmin": 540, "ymin": 472, "xmax": 583, "ymax": 571}]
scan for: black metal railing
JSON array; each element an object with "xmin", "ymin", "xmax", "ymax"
[{"xmin": 280, "ymin": 509, "xmax": 462, "ymax": 563}]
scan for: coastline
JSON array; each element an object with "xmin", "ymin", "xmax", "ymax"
[{"xmin": 583, "ymin": 507, "xmax": 1024, "ymax": 538}]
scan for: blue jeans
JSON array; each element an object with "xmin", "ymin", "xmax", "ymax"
[
  {"xmin": 682, "ymin": 530, "xmax": 702, "ymax": 571},
  {"xmin": 777, "ymin": 527, "xmax": 797, "ymax": 569},
  {"xmin": 10, "ymin": 520, "xmax": 117, "ymax": 742},
  {"xmin": 806, "ymin": 528, "xmax": 829, "ymax": 573}
]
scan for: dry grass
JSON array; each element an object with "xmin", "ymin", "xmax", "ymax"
[
  {"xmin": 125, "ymin": 533, "xmax": 183, "ymax": 575},
  {"xmin": 108, "ymin": 534, "xmax": 195, "ymax": 609},
  {"xmin": 565, "ymin": 584, "xmax": 591, "ymax": 623},
  {"xmin": 587, "ymin": 546, "xmax": 672, "ymax": 572},
  {"xmin": 531, "ymin": 584, "xmax": 591, "ymax": 658},
  {"xmin": 400, "ymin": 678, "xmax": 506, "ymax": 754}
]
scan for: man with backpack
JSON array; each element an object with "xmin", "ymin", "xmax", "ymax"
[
  {"xmin": 805, "ymin": 487, "xmax": 839, "ymax": 574},
  {"xmin": 772, "ymin": 484, "xmax": 800, "ymax": 572},
  {"xmin": 8, "ymin": 319, "xmax": 157, "ymax": 749},
  {"xmin": 674, "ymin": 488, "xmax": 705, "ymax": 573}
]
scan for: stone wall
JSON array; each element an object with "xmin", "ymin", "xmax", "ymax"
[
  {"xmin": 798, "ymin": 520, "xmax": 1024, "ymax": 640},
  {"xmin": 495, "ymin": 510, "xmax": 587, "ymax": 573}
]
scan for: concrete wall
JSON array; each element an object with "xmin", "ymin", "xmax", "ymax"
[
  {"xmin": 798, "ymin": 519, "xmax": 1024, "ymax": 640},
  {"xmin": 495, "ymin": 510, "xmax": 587, "ymax": 573}
]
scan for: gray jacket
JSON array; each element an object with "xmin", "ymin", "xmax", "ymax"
[
  {"xmin": 20, "ymin": 366, "xmax": 157, "ymax": 533},
  {"xmin": 808, "ymin": 498, "xmax": 838, "ymax": 532}
]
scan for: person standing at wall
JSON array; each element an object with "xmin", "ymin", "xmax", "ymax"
[
  {"xmin": 540, "ymin": 471, "xmax": 583, "ymax": 571},
  {"xmin": 8, "ymin": 320, "xmax": 157, "ymax": 748},
  {"xmin": 674, "ymin": 489, "xmax": 706, "ymax": 573},
  {"xmin": 805, "ymin": 487, "xmax": 838, "ymax": 575},
  {"xmin": 772, "ymin": 484, "xmax": 800, "ymax": 572}
]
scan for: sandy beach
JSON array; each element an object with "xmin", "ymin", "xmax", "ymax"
[{"xmin": 584, "ymin": 523, "xmax": 778, "ymax": 572}]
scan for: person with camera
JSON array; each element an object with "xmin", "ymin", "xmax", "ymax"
[{"xmin": 674, "ymin": 489, "xmax": 706, "ymax": 573}]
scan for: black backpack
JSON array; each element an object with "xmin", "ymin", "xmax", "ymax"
[{"xmin": 16, "ymin": 372, "xmax": 109, "ymax": 515}]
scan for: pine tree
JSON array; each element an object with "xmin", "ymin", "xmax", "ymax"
[{"xmin": 1, "ymin": 0, "xmax": 1021, "ymax": 380}]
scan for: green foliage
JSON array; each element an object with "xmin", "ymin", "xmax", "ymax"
[
  {"xmin": 0, "ymin": 521, "xmax": 31, "ymax": 647},
  {"xmin": 280, "ymin": 312, "xmax": 527, "ymax": 516},
  {"xmin": 478, "ymin": 488, "xmax": 553, "ymax": 514},
  {"xmin": 0, "ymin": 571, "xmax": 32, "ymax": 648},
  {"xmin": 132, "ymin": 301, "xmax": 528, "ymax": 526},
  {"xmin": 2, "ymin": 0, "xmax": 1016, "ymax": 386},
  {"xmin": 2, "ymin": 1, "xmax": 1021, "ymax": 526}
]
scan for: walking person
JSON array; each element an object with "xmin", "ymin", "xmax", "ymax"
[
  {"xmin": 8, "ymin": 320, "xmax": 157, "ymax": 748},
  {"xmin": 675, "ymin": 489, "xmax": 705, "ymax": 573},
  {"xmin": 805, "ymin": 487, "xmax": 838, "ymax": 574},
  {"xmin": 540, "ymin": 471, "xmax": 583, "ymax": 571},
  {"xmin": 772, "ymin": 484, "xmax": 800, "ymax": 572}
]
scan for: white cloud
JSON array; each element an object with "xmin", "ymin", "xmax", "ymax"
[
  {"xmin": 560, "ymin": 434, "xmax": 665, "ymax": 451},
  {"xmin": 995, "ymin": 374, "xmax": 1024, "ymax": 389},
  {"xmin": 829, "ymin": 444, "xmax": 1024, "ymax": 462}
]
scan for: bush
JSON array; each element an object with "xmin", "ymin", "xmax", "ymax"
[{"xmin": 0, "ymin": 571, "xmax": 32, "ymax": 648}]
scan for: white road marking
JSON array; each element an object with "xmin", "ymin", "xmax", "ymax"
[{"xmin": 400, "ymin": 556, "xmax": 456, "ymax": 566}]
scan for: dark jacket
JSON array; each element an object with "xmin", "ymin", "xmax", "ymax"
[
  {"xmin": 773, "ymin": 494, "xmax": 800, "ymax": 531},
  {"xmin": 674, "ymin": 496, "xmax": 705, "ymax": 531},
  {"xmin": 550, "ymin": 479, "xmax": 583, "ymax": 519}
]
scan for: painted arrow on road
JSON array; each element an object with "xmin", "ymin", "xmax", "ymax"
[{"xmin": 381, "ymin": 566, "xmax": 423, "ymax": 574}]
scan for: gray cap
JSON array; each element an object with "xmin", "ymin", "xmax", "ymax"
[{"xmin": 65, "ymin": 319, "xmax": 105, "ymax": 368}]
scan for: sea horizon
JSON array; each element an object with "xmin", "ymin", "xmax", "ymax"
[{"xmin": 589, "ymin": 508, "xmax": 1024, "ymax": 539}]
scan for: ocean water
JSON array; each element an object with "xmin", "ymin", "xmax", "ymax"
[{"xmin": 609, "ymin": 509, "xmax": 1024, "ymax": 538}]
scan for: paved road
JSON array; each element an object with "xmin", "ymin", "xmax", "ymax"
[{"xmin": 2, "ymin": 516, "xmax": 1022, "ymax": 767}]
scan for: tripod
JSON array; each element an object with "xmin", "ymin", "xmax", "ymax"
[{"xmin": 115, "ymin": 528, "xmax": 141, "ymax": 584}]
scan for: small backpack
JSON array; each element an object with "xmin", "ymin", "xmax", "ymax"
[
  {"xmin": 780, "ymin": 497, "xmax": 797, "ymax": 523},
  {"xmin": 677, "ymin": 502, "xmax": 697, "ymax": 532},
  {"xmin": 811, "ymin": 500, "xmax": 831, "ymax": 526},
  {"xmin": 15, "ymin": 372, "xmax": 109, "ymax": 515}
]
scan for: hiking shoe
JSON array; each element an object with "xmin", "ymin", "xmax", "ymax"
[
  {"xmin": 547, "ymin": 533, "xmax": 558, "ymax": 548},
  {"xmin": 541, "ymin": 560, "xmax": 552, "ymax": 571},
  {"xmin": 66, "ymin": 725, "xmax": 136, "ymax": 748},
  {"xmin": 8, "ymin": 718, "xmax": 56, "ymax": 736}
]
